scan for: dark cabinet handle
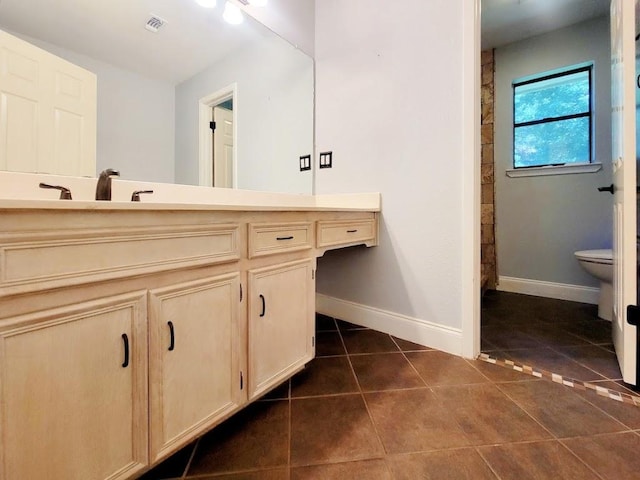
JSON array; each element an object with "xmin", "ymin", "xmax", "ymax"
[
  {"xmin": 598, "ymin": 184, "xmax": 614, "ymax": 194},
  {"xmin": 276, "ymin": 236, "xmax": 294, "ymax": 241},
  {"xmin": 347, "ymin": 229, "xmax": 358, "ymax": 233},
  {"xmin": 168, "ymin": 321, "xmax": 175, "ymax": 351},
  {"xmin": 259, "ymin": 294, "xmax": 266, "ymax": 317},
  {"xmin": 121, "ymin": 334, "xmax": 129, "ymax": 368}
]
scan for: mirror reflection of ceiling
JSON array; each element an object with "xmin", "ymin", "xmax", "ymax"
[
  {"xmin": 0, "ymin": 0, "xmax": 268, "ymax": 84},
  {"xmin": 482, "ymin": 0, "xmax": 610, "ymax": 50}
]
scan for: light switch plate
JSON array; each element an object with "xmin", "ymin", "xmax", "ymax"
[
  {"xmin": 319, "ymin": 151, "xmax": 332, "ymax": 169},
  {"xmin": 299, "ymin": 155, "xmax": 311, "ymax": 171}
]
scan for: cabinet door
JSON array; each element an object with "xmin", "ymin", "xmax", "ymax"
[
  {"xmin": 248, "ymin": 259, "xmax": 315, "ymax": 400},
  {"xmin": 0, "ymin": 292, "xmax": 148, "ymax": 480},
  {"xmin": 149, "ymin": 273, "xmax": 241, "ymax": 461}
]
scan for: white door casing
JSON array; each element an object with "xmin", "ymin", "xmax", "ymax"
[
  {"xmin": 198, "ymin": 84, "xmax": 237, "ymax": 188},
  {"xmin": 610, "ymin": 0, "xmax": 638, "ymax": 385}
]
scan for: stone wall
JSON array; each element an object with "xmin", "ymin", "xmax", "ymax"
[{"xmin": 481, "ymin": 49, "xmax": 496, "ymax": 289}]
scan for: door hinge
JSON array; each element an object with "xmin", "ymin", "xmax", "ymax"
[
  {"xmin": 240, "ymin": 371, "xmax": 244, "ymax": 390},
  {"xmin": 240, "ymin": 283, "xmax": 243, "ymax": 302},
  {"xmin": 312, "ymin": 269, "xmax": 315, "ymax": 280},
  {"xmin": 312, "ymin": 335, "xmax": 315, "ymax": 347},
  {"xmin": 209, "ymin": 121, "xmax": 216, "ymax": 131},
  {"xmin": 628, "ymin": 305, "xmax": 640, "ymax": 326}
]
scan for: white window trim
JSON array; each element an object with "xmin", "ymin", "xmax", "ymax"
[{"xmin": 506, "ymin": 162, "xmax": 602, "ymax": 178}]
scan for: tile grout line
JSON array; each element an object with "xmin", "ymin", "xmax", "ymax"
[
  {"xmin": 335, "ymin": 316, "xmax": 390, "ymax": 459},
  {"xmin": 545, "ymin": 343, "xmax": 623, "ymax": 382},
  {"xmin": 479, "ymin": 352, "xmax": 640, "ymax": 407},
  {"xmin": 473, "ymin": 444, "xmax": 508, "ymax": 480},
  {"xmin": 556, "ymin": 438, "xmax": 608, "ymax": 480}
]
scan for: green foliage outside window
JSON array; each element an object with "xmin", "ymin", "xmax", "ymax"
[{"xmin": 513, "ymin": 66, "xmax": 592, "ymax": 168}]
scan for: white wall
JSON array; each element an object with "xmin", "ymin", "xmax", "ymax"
[
  {"xmin": 242, "ymin": 0, "xmax": 315, "ymax": 57},
  {"xmin": 495, "ymin": 17, "xmax": 613, "ymax": 290},
  {"xmin": 174, "ymin": 34, "xmax": 313, "ymax": 193},
  {"xmin": 14, "ymin": 32, "xmax": 176, "ymax": 183},
  {"xmin": 314, "ymin": 0, "xmax": 475, "ymax": 353}
]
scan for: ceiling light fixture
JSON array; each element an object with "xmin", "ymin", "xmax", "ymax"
[
  {"xmin": 195, "ymin": 0, "xmax": 217, "ymax": 8},
  {"xmin": 223, "ymin": 1, "xmax": 244, "ymax": 24}
]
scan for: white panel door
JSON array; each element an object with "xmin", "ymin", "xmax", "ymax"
[
  {"xmin": 610, "ymin": 0, "xmax": 638, "ymax": 385},
  {"xmin": 0, "ymin": 29, "xmax": 96, "ymax": 177},
  {"xmin": 213, "ymin": 106, "xmax": 234, "ymax": 188}
]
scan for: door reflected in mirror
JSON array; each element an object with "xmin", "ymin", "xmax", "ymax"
[{"xmin": 0, "ymin": 0, "xmax": 314, "ymax": 194}]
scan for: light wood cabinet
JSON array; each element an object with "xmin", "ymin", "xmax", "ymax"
[
  {"xmin": 148, "ymin": 273, "xmax": 242, "ymax": 462},
  {"xmin": 0, "ymin": 292, "xmax": 148, "ymax": 480},
  {"xmin": 248, "ymin": 259, "xmax": 315, "ymax": 400},
  {"xmin": 0, "ymin": 206, "xmax": 378, "ymax": 479}
]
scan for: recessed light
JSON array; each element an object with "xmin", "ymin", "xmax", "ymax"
[{"xmin": 223, "ymin": 2, "xmax": 244, "ymax": 24}]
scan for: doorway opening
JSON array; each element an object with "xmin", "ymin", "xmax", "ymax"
[
  {"xmin": 477, "ymin": 1, "xmax": 640, "ymax": 398},
  {"xmin": 198, "ymin": 84, "xmax": 237, "ymax": 188}
]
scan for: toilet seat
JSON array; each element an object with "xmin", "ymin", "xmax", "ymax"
[{"xmin": 574, "ymin": 249, "xmax": 613, "ymax": 265}]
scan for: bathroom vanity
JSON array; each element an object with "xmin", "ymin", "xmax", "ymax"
[{"xmin": 0, "ymin": 193, "xmax": 379, "ymax": 479}]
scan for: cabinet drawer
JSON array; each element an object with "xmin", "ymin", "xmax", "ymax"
[
  {"xmin": 317, "ymin": 219, "xmax": 376, "ymax": 249},
  {"xmin": 248, "ymin": 222, "xmax": 313, "ymax": 258},
  {"xmin": 0, "ymin": 223, "xmax": 240, "ymax": 295}
]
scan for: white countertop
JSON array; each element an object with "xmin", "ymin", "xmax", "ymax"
[{"xmin": 0, "ymin": 171, "xmax": 380, "ymax": 212}]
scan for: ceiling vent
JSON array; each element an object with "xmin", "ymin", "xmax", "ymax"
[{"xmin": 145, "ymin": 15, "xmax": 167, "ymax": 33}]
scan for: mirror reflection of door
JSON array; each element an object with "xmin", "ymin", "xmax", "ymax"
[{"xmin": 212, "ymin": 102, "xmax": 234, "ymax": 188}]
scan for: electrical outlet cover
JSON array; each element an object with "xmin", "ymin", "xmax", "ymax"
[
  {"xmin": 299, "ymin": 155, "xmax": 311, "ymax": 171},
  {"xmin": 319, "ymin": 151, "xmax": 332, "ymax": 169}
]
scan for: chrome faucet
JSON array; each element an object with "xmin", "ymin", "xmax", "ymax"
[{"xmin": 95, "ymin": 168, "xmax": 120, "ymax": 201}]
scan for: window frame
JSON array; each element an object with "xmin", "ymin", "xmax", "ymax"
[{"xmin": 512, "ymin": 64, "xmax": 593, "ymax": 169}]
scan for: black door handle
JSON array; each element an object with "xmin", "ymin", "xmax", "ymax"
[
  {"xmin": 259, "ymin": 294, "xmax": 266, "ymax": 317},
  {"xmin": 168, "ymin": 321, "xmax": 175, "ymax": 351},
  {"xmin": 121, "ymin": 333, "xmax": 129, "ymax": 368},
  {"xmin": 598, "ymin": 184, "xmax": 614, "ymax": 194}
]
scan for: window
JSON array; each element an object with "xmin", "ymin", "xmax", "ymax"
[{"xmin": 513, "ymin": 65, "xmax": 592, "ymax": 168}]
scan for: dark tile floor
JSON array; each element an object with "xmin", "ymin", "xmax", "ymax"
[
  {"xmin": 481, "ymin": 290, "xmax": 639, "ymax": 395},
  {"xmin": 141, "ymin": 306, "xmax": 640, "ymax": 480}
]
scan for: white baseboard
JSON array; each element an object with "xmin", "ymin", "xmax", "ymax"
[
  {"xmin": 316, "ymin": 294, "xmax": 463, "ymax": 357},
  {"xmin": 497, "ymin": 276, "xmax": 599, "ymax": 305}
]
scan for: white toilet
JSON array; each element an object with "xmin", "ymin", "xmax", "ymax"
[{"xmin": 574, "ymin": 249, "xmax": 613, "ymax": 321}]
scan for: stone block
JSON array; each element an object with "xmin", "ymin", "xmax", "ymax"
[
  {"xmin": 481, "ymin": 144, "xmax": 494, "ymax": 165},
  {"xmin": 482, "ymin": 63, "xmax": 494, "ymax": 86},
  {"xmin": 481, "ymin": 163, "xmax": 494, "ymax": 185},
  {"xmin": 481, "ymin": 49, "xmax": 494, "ymax": 66},
  {"xmin": 481, "ymin": 124, "xmax": 493, "ymax": 145},
  {"xmin": 481, "ymin": 204, "xmax": 494, "ymax": 225},
  {"xmin": 481, "ymin": 101, "xmax": 494, "ymax": 125},
  {"xmin": 481, "ymin": 183, "xmax": 494, "ymax": 204},
  {"xmin": 481, "ymin": 224, "xmax": 495, "ymax": 244}
]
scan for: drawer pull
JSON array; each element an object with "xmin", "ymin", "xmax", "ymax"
[
  {"xmin": 347, "ymin": 229, "xmax": 358, "ymax": 233},
  {"xmin": 276, "ymin": 236, "xmax": 294, "ymax": 241},
  {"xmin": 259, "ymin": 294, "xmax": 266, "ymax": 317},
  {"xmin": 168, "ymin": 321, "xmax": 175, "ymax": 351},
  {"xmin": 121, "ymin": 334, "xmax": 129, "ymax": 368}
]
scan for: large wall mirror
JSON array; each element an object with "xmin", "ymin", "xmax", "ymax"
[{"xmin": 0, "ymin": 0, "xmax": 314, "ymax": 194}]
